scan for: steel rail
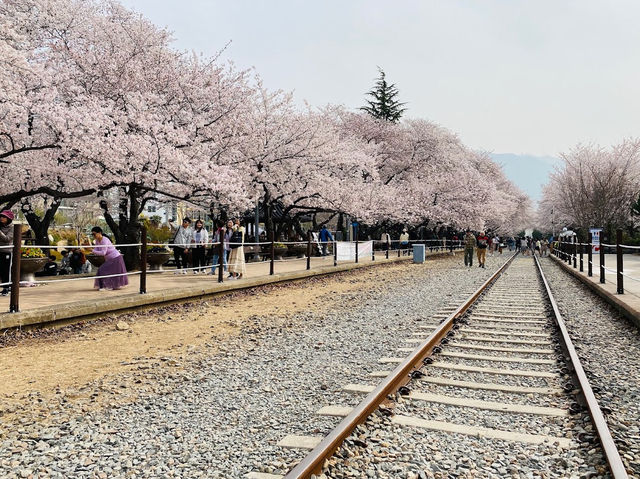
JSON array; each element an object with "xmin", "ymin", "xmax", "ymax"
[
  {"xmin": 533, "ymin": 254, "xmax": 628, "ymax": 478},
  {"xmin": 284, "ymin": 252, "xmax": 519, "ymax": 478}
]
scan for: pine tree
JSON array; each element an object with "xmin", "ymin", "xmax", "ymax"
[{"xmin": 360, "ymin": 68, "xmax": 407, "ymax": 123}]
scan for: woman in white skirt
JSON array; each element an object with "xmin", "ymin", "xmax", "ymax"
[{"xmin": 228, "ymin": 219, "xmax": 246, "ymax": 279}]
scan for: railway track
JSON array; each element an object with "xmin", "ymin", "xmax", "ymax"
[{"xmin": 258, "ymin": 254, "xmax": 628, "ymax": 479}]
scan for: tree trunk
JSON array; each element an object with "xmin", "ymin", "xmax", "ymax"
[
  {"xmin": 21, "ymin": 199, "xmax": 61, "ymax": 247},
  {"xmin": 99, "ymin": 185, "xmax": 143, "ymax": 270}
]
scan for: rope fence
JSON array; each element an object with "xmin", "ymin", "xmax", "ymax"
[
  {"xmin": 0, "ymin": 225, "xmax": 466, "ymax": 313},
  {"xmin": 552, "ymin": 228, "xmax": 640, "ymax": 295}
]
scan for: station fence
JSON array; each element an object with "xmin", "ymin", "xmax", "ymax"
[
  {"xmin": 0, "ymin": 224, "xmax": 464, "ymax": 313},
  {"xmin": 553, "ymin": 228, "xmax": 640, "ymax": 296}
]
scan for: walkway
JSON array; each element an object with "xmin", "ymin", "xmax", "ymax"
[{"xmin": 0, "ymin": 249, "xmax": 456, "ymax": 329}]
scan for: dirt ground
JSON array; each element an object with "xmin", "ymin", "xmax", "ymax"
[{"xmin": 0, "ymin": 259, "xmax": 439, "ymax": 424}]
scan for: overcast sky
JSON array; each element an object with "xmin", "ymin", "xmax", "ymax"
[{"xmin": 120, "ymin": 0, "xmax": 639, "ymax": 157}]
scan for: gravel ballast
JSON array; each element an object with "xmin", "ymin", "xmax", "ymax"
[
  {"xmin": 540, "ymin": 256, "xmax": 640, "ymax": 476},
  {"xmin": 322, "ymin": 257, "xmax": 611, "ymax": 479},
  {"xmin": 0, "ymin": 253, "xmax": 512, "ymax": 478}
]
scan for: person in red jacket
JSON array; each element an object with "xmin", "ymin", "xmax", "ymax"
[{"xmin": 476, "ymin": 231, "xmax": 489, "ymax": 268}]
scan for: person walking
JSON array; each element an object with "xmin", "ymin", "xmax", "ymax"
[
  {"xmin": 190, "ymin": 219, "xmax": 209, "ymax": 273},
  {"xmin": 463, "ymin": 230, "xmax": 475, "ymax": 267},
  {"xmin": 541, "ymin": 239, "xmax": 549, "ymax": 257},
  {"xmin": 0, "ymin": 210, "xmax": 15, "ymax": 296},
  {"xmin": 399, "ymin": 228, "xmax": 409, "ymax": 253},
  {"xmin": 90, "ymin": 227, "xmax": 128, "ymax": 290},
  {"xmin": 476, "ymin": 231, "xmax": 489, "ymax": 268},
  {"xmin": 319, "ymin": 225, "xmax": 334, "ymax": 256},
  {"xmin": 228, "ymin": 219, "xmax": 246, "ymax": 279},
  {"xmin": 172, "ymin": 217, "xmax": 193, "ymax": 274}
]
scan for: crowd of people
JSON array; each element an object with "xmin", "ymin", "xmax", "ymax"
[
  {"xmin": 462, "ymin": 231, "xmax": 550, "ymax": 268},
  {"xmin": 170, "ymin": 217, "xmax": 246, "ymax": 279},
  {"xmin": 0, "ymin": 212, "xmax": 555, "ymax": 297}
]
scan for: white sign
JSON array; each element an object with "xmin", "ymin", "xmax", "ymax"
[
  {"xmin": 589, "ymin": 228, "xmax": 602, "ymax": 253},
  {"xmin": 336, "ymin": 241, "xmax": 373, "ymax": 261}
]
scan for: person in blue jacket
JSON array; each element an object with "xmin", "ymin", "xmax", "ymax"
[{"xmin": 319, "ymin": 226, "xmax": 334, "ymax": 256}]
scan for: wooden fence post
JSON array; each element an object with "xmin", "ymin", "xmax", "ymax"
[
  {"xmin": 270, "ymin": 232, "xmax": 275, "ymax": 275},
  {"xmin": 9, "ymin": 223, "xmax": 21, "ymax": 313},
  {"xmin": 616, "ymin": 228, "xmax": 624, "ymax": 294},
  {"xmin": 600, "ymin": 241, "xmax": 605, "ymax": 284},
  {"xmin": 140, "ymin": 226, "xmax": 147, "ymax": 294},
  {"xmin": 587, "ymin": 232, "xmax": 593, "ymax": 277}
]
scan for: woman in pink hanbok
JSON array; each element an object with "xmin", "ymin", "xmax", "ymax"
[{"xmin": 90, "ymin": 227, "xmax": 129, "ymax": 290}]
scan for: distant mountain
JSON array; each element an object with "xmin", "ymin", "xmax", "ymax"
[{"xmin": 490, "ymin": 153, "xmax": 560, "ymax": 204}]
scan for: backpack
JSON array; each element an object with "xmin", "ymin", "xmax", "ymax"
[{"xmin": 229, "ymin": 230, "xmax": 243, "ymax": 249}]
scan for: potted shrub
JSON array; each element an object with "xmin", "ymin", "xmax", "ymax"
[
  {"xmin": 147, "ymin": 246, "xmax": 172, "ymax": 270},
  {"xmin": 288, "ymin": 242, "xmax": 307, "ymax": 258},
  {"xmin": 273, "ymin": 242, "xmax": 287, "ymax": 260},
  {"xmin": 20, "ymin": 248, "xmax": 48, "ymax": 282}
]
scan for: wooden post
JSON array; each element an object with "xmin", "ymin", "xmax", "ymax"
[
  {"xmin": 616, "ymin": 228, "xmax": 623, "ymax": 294},
  {"xmin": 269, "ymin": 232, "xmax": 275, "ymax": 275},
  {"xmin": 9, "ymin": 223, "xmax": 21, "ymax": 313},
  {"xmin": 579, "ymin": 240, "xmax": 583, "ymax": 272},
  {"xmin": 140, "ymin": 226, "xmax": 147, "ymax": 294},
  {"xmin": 372, "ymin": 241, "xmax": 375, "ymax": 262},
  {"xmin": 218, "ymin": 230, "xmax": 224, "ymax": 283},
  {"xmin": 385, "ymin": 240, "xmax": 389, "ymax": 260},
  {"xmin": 355, "ymin": 233, "xmax": 359, "ymax": 264},
  {"xmin": 573, "ymin": 238, "xmax": 577, "ymax": 268},
  {"xmin": 306, "ymin": 232, "xmax": 311, "ymax": 271},
  {"xmin": 600, "ymin": 240, "xmax": 605, "ymax": 284},
  {"xmin": 587, "ymin": 232, "xmax": 593, "ymax": 277},
  {"xmin": 333, "ymin": 240, "xmax": 337, "ymax": 267}
]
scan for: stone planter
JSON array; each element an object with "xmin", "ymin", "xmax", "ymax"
[
  {"xmin": 20, "ymin": 257, "xmax": 47, "ymax": 283},
  {"xmin": 86, "ymin": 254, "xmax": 106, "ymax": 268},
  {"xmin": 244, "ymin": 245, "xmax": 261, "ymax": 262},
  {"xmin": 273, "ymin": 247, "xmax": 287, "ymax": 261},
  {"xmin": 147, "ymin": 251, "xmax": 171, "ymax": 271},
  {"xmin": 289, "ymin": 244, "xmax": 307, "ymax": 258}
]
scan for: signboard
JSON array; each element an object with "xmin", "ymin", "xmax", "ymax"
[
  {"xmin": 336, "ymin": 241, "xmax": 372, "ymax": 261},
  {"xmin": 589, "ymin": 228, "xmax": 602, "ymax": 254}
]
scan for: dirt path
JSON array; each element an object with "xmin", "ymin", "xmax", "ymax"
[{"xmin": 0, "ymin": 259, "xmax": 433, "ymax": 420}]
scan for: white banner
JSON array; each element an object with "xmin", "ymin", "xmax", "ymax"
[{"xmin": 336, "ymin": 241, "xmax": 373, "ymax": 261}]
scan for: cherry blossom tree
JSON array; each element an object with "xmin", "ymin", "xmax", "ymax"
[{"xmin": 537, "ymin": 139, "xmax": 640, "ymax": 238}]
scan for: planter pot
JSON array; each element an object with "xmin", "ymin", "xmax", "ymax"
[
  {"xmin": 86, "ymin": 254, "xmax": 106, "ymax": 268},
  {"xmin": 147, "ymin": 251, "xmax": 171, "ymax": 271},
  {"xmin": 273, "ymin": 247, "xmax": 287, "ymax": 261},
  {"xmin": 289, "ymin": 244, "xmax": 307, "ymax": 258},
  {"xmin": 20, "ymin": 257, "xmax": 47, "ymax": 282},
  {"xmin": 244, "ymin": 245, "xmax": 261, "ymax": 263}
]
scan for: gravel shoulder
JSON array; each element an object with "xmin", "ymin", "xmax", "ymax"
[
  {"xmin": 540, "ymin": 257, "xmax": 640, "ymax": 477},
  {"xmin": 0, "ymin": 253, "xmax": 510, "ymax": 478}
]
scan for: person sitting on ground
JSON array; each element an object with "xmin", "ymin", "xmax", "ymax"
[
  {"xmin": 59, "ymin": 250, "xmax": 71, "ymax": 275},
  {"xmin": 89, "ymin": 226, "xmax": 129, "ymax": 291},
  {"xmin": 41, "ymin": 255, "xmax": 59, "ymax": 276},
  {"xmin": 69, "ymin": 248, "xmax": 85, "ymax": 275}
]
